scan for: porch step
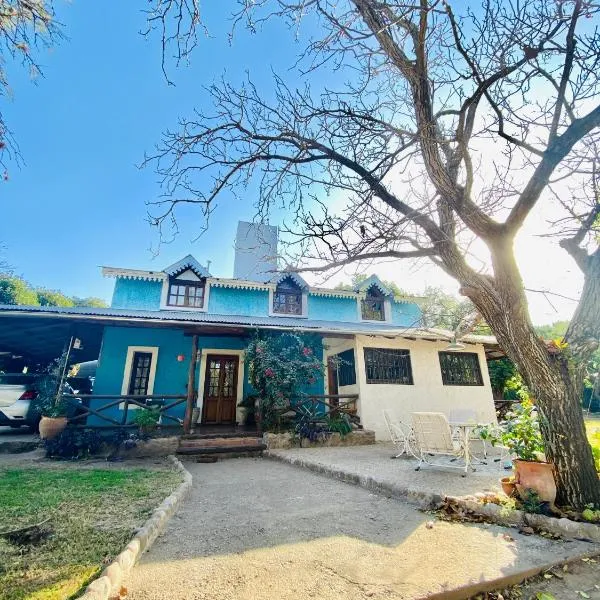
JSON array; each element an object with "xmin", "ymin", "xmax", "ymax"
[
  {"xmin": 176, "ymin": 443, "xmax": 267, "ymax": 458},
  {"xmin": 179, "ymin": 436, "xmax": 264, "ymax": 449},
  {"xmin": 181, "ymin": 431, "xmax": 260, "ymax": 440},
  {"xmin": 177, "ymin": 435, "xmax": 266, "ymax": 459}
]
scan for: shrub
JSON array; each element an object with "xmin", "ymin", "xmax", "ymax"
[{"xmin": 44, "ymin": 428, "xmax": 104, "ymax": 459}]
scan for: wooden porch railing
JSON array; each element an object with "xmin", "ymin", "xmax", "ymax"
[
  {"xmin": 62, "ymin": 394, "xmax": 187, "ymax": 428},
  {"xmin": 271, "ymin": 394, "xmax": 360, "ymax": 428}
]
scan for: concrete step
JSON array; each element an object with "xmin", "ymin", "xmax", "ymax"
[
  {"xmin": 179, "ymin": 437, "xmax": 263, "ymax": 450},
  {"xmin": 181, "ymin": 431, "xmax": 260, "ymax": 440},
  {"xmin": 176, "ymin": 443, "xmax": 267, "ymax": 458}
]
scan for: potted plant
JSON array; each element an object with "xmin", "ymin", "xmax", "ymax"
[
  {"xmin": 486, "ymin": 400, "xmax": 556, "ymax": 506},
  {"xmin": 132, "ymin": 406, "xmax": 160, "ymax": 435},
  {"xmin": 36, "ymin": 356, "xmax": 70, "ymax": 440}
]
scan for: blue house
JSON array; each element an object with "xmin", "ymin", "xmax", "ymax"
[{"xmin": 0, "ymin": 222, "xmax": 497, "ymax": 439}]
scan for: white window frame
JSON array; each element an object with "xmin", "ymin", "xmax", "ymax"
[
  {"xmin": 356, "ymin": 294, "xmax": 392, "ymax": 323},
  {"xmin": 121, "ymin": 346, "xmax": 159, "ymax": 409},
  {"xmin": 268, "ymin": 286, "xmax": 308, "ymax": 318},
  {"xmin": 160, "ymin": 276, "xmax": 210, "ymax": 312}
]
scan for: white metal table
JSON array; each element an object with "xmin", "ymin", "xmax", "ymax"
[{"xmin": 449, "ymin": 421, "xmax": 488, "ymax": 472}]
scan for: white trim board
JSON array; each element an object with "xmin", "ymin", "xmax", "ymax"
[{"xmin": 120, "ymin": 346, "xmax": 159, "ymax": 409}]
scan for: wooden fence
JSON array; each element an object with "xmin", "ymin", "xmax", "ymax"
[{"xmin": 63, "ymin": 394, "xmax": 187, "ymax": 428}]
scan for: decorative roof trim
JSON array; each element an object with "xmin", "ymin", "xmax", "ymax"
[
  {"xmin": 355, "ymin": 274, "xmax": 393, "ymax": 296},
  {"xmin": 208, "ymin": 278, "xmax": 272, "ymax": 291},
  {"xmin": 270, "ymin": 271, "xmax": 309, "ymax": 290},
  {"xmin": 163, "ymin": 255, "xmax": 211, "ymax": 278},
  {"xmin": 101, "ymin": 267, "xmax": 166, "ymax": 282},
  {"xmin": 309, "ymin": 288, "xmax": 359, "ymax": 299}
]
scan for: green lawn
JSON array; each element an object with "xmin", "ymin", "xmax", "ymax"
[{"xmin": 0, "ymin": 466, "xmax": 181, "ymax": 600}]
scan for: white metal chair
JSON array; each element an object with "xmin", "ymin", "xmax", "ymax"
[
  {"xmin": 411, "ymin": 412, "xmax": 471, "ymax": 475},
  {"xmin": 383, "ymin": 410, "xmax": 415, "ymax": 458}
]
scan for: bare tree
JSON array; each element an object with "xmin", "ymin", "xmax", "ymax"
[{"xmin": 147, "ymin": 0, "xmax": 600, "ymax": 507}]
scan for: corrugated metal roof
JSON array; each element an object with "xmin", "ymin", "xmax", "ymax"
[{"xmin": 0, "ymin": 303, "xmax": 498, "ymax": 345}]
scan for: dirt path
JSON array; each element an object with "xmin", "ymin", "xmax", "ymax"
[{"xmin": 125, "ymin": 458, "xmax": 597, "ymax": 600}]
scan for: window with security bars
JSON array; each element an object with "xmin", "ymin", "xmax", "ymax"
[
  {"xmin": 167, "ymin": 278, "xmax": 205, "ymax": 308},
  {"xmin": 273, "ymin": 278, "xmax": 303, "ymax": 315},
  {"xmin": 363, "ymin": 348, "xmax": 413, "ymax": 384},
  {"xmin": 127, "ymin": 352, "xmax": 153, "ymax": 395},
  {"xmin": 361, "ymin": 286, "xmax": 385, "ymax": 321},
  {"xmin": 439, "ymin": 352, "xmax": 484, "ymax": 386}
]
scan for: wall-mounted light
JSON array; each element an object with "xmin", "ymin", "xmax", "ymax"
[{"xmin": 177, "ymin": 354, "xmax": 185, "ymax": 362}]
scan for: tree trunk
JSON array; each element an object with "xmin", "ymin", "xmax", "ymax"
[{"xmin": 455, "ymin": 238, "xmax": 600, "ymax": 509}]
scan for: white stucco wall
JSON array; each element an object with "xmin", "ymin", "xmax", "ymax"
[{"xmin": 324, "ymin": 335, "xmax": 497, "ymax": 441}]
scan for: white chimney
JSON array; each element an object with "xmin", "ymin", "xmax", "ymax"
[{"xmin": 233, "ymin": 221, "xmax": 279, "ymax": 282}]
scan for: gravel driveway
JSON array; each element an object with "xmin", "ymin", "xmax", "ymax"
[{"xmin": 126, "ymin": 458, "xmax": 597, "ymax": 600}]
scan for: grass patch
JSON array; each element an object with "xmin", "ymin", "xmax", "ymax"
[
  {"xmin": 586, "ymin": 418, "xmax": 600, "ymax": 472},
  {"xmin": 0, "ymin": 465, "xmax": 181, "ymax": 600}
]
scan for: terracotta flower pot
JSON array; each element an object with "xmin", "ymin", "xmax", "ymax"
[
  {"xmin": 39, "ymin": 416, "xmax": 68, "ymax": 440},
  {"xmin": 500, "ymin": 476, "xmax": 517, "ymax": 497},
  {"xmin": 513, "ymin": 459, "xmax": 557, "ymax": 507}
]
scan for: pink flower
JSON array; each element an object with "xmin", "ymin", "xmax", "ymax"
[
  {"xmin": 308, "ymin": 377, "xmax": 316, "ymax": 384},
  {"xmin": 264, "ymin": 367, "xmax": 274, "ymax": 377},
  {"xmin": 302, "ymin": 347, "xmax": 313, "ymax": 356},
  {"xmin": 256, "ymin": 347, "xmax": 263, "ymax": 354}
]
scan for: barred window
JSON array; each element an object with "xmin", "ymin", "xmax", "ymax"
[
  {"xmin": 167, "ymin": 279, "xmax": 205, "ymax": 308},
  {"xmin": 363, "ymin": 348, "xmax": 413, "ymax": 385},
  {"xmin": 273, "ymin": 278, "xmax": 303, "ymax": 315},
  {"xmin": 333, "ymin": 349, "xmax": 356, "ymax": 387},
  {"xmin": 439, "ymin": 352, "xmax": 483, "ymax": 386},
  {"xmin": 361, "ymin": 286, "xmax": 385, "ymax": 321}
]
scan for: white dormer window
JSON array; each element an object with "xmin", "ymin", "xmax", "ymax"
[
  {"xmin": 167, "ymin": 277, "xmax": 206, "ymax": 308},
  {"xmin": 273, "ymin": 277, "xmax": 303, "ymax": 315},
  {"xmin": 361, "ymin": 285, "xmax": 386, "ymax": 321},
  {"xmin": 160, "ymin": 257, "xmax": 212, "ymax": 312}
]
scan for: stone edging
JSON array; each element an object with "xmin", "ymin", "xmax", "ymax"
[
  {"xmin": 268, "ymin": 451, "xmax": 600, "ymax": 543},
  {"xmin": 447, "ymin": 495, "xmax": 600, "ymax": 543},
  {"xmin": 78, "ymin": 455, "xmax": 192, "ymax": 600}
]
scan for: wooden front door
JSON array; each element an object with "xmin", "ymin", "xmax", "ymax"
[{"xmin": 202, "ymin": 355, "xmax": 239, "ymax": 424}]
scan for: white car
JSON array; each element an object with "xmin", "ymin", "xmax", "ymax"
[{"xmin": 0, "ymin": 374, "xmax": 41, "ymax": 431}]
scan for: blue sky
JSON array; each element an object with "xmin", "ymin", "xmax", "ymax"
[{"xmin": 1, "ymin": 2, "xmax": 305, "ymax": 302}]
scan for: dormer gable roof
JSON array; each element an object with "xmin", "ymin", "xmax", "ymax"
[
  {"xmin": 270, "ymin": 271, "xmax": 309, "ymax": 290},
  {"xmin": 354, "ymin": 275, "xmax": 392, "ymax": 297},
  {"xmin": 163, "ymin": 255, "xmax": 211, "ymax": 279}
]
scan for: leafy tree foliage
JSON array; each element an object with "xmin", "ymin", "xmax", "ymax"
[
  {"xmin": 36, "ymin": 288, "xmax": 75, "ymax": 307},
  {"xmin": 0, "ymin": 275, "xmax": 39, "ymax": 305},
  {"xmin": 0, "ymin": 274, "xmax": 107, "ymax": 307}
]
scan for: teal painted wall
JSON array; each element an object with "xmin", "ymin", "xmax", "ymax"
[
  {"xmin": 108, "ymin": 277, "xmax": 422, "ymax": 329},
  {"xmin": 112, "ymin": 278, "xmax": 162, "ymax": 310},
  {"xmin": 91, "ymin": 326, "xmax": 326, "ymax": 425},
  {"xmin": 391, "ymin": 301, "xmax": 422, "ymax": 327},
  {"xmin": 208, "ymin": 286, "xmax": 269, "ymax": 316},
  {"xmin": 92, "ymin": 326, "xmax": 259, "ymax": 425},
  {"xmin": 308, "ymin": 295, "xmax": 358, "ymax": 322}
]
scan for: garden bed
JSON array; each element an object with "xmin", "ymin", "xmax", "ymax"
[{"xmin": 0, "ymin": 463, "xmax": 181, "ymax": 600}]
